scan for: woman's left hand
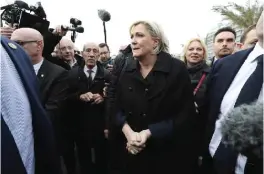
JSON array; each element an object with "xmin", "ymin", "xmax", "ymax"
[
  {"xmin": 127, "ymin": 129, "xmax": 151, "ymax": 155},
  {"xmin": 137, "ymin": 129, "xmax": 151, "ymax": 146}
]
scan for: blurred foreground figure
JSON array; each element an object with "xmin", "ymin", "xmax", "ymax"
[{"xmin": 1, "ymin": 37, "xmax": 61, "ymax": 174}]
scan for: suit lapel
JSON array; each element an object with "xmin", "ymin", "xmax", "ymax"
[
  {"xmin": 211, "ymin": 48, "xmax": 254, "ymax": 123},
  {"xmin": 37, "ymin": 59, "xmax": 48, "ymax": 88},
  {"xmin": 216, "ymin": 48, "xmax": 253, "ymax": 104}
]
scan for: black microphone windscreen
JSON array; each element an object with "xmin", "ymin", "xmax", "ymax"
[
  {"xmin": 76, "ymin": 26, "xmax": 84, "ymax": 33},
  {"xmin": 70, "ymin": 18, "xmax": 82, "ymax": 25},
  {"xmin": 98, "ymin": 9, "xmax": 111, "ymax": 22}
]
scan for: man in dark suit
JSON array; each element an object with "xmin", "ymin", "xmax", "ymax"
[
  {"xmin": 11, "ymin": 27, "xmax": 69, "ymax": 171},
  {"xmin": 202, "ymin": 11, "xmax": 263, "ymax": 174},
  {"xmin": 1, "ymin": 37, "xmax": 61, "ymax": 173},
  {"xmin": 66, "ymin": 42, "xmax": 110, "ymax": 174},
  {"xmin": 208, "ymin": 27, "xmax": 237, "ymax": 67}
]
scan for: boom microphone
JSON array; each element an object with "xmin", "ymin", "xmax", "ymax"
[
  {"xmin": 221, "ymin": 101, "xmax": 263, "ymax": 158},
  {"xmin": 98, "ymin": 9, "xmax": 111, "ymax": 22}
]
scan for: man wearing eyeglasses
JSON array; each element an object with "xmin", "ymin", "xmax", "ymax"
[
  {"xmin": 99, "ymin": 43, "xmax": 114, "ymax": 71},
  {"xmin": 10, "ymin": 27, "xmax": 68, "ymax": 172}
]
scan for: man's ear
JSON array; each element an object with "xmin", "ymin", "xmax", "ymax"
[{"xmin": 236, "ymin": 42, "xmax": 243, "ymax": 49}]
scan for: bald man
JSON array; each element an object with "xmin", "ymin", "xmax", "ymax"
[
  {"xmin": 11, "ymin": 28, "xmax": 68, "ymax": 166},
  {"xmin": 66, "ymin": 42, "xmax": 110, "ymax": 174},
  {"xmin": 56, "ymin": 37, "xmax": 77, "ymax": 67}
]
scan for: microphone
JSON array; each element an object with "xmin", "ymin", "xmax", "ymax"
[
  {"xmin": 61, "ymin": 26, "xmax": 84, "ymax": 33},
  {"xmin": 70, "ymin": 18, "xmax": 82, "ymax": 26},
  {"xmin": 221, "ymin": 101, "xmax": 263, "ymax": 158},
  {"xmin": 98, "ymin": 9, "xmax": 111, "ymax": 22}
]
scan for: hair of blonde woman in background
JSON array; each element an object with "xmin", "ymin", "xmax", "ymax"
[
  {"xmin": 181, "ymin": 38, "xmax": 208, "ymax": 63},
  {"xmin": 129, "ymin": 20, "xmax": 170, "ymax": 54}
]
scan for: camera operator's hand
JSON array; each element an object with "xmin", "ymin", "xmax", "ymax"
[
  {"xmin": 0, "ymin": 27, "xmax": 15, "ymax": 39},
  {"xmin": 52, "ymin": 25, "xmax": 67, "ymax": 36}
]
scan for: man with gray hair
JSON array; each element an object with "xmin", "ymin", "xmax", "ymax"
[{"xmin": 66, "ymin": 42, "xmax": 110, "ymax": 174}]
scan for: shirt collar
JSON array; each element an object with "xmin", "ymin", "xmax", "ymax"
[
  {"xmin": 33, "ymin": 58, "xmax": 44, "ymax": 75},
  {"xmin": 248, "ymin": 42, "xmax": 264, "ymax": 63},
  {"xmin": 69, "ymin": 58, "xmax": 77, "ymax": 67},
  {"xmin": 84, "ymin": 65, "xmax": 97, "ymax": 73}
]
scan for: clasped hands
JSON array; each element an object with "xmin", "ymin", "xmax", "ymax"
[
  {"xmin": 80, "ymin": 92, "xmax": 104, "ymax": 104},
  {"xmin": 123, "ymin": 124, "xmax": 151, "ymax": 155}
]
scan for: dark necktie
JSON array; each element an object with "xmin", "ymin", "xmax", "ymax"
[
  {"xmin": 87, "ymin": 69, "xmax": 93, "ymax": 88},
  {"xmin": 213, "ymin": 54, "xmax": 263, "ymax": 174}
]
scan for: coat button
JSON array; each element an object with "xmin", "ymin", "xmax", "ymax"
[
  {"xmin": 142, "ymin": 113, "xmax": 147, "ymax": 117},
  {"xmin": 145, "ymin": 88, "xmax": 149, "ymax": 92},
  {"xmin": 128, "ymin": 87, "xmax": 133, "ymax": 91},
  {"xmin": 129, "ymin": 112, "xmax": 132, "ymax": 115}
]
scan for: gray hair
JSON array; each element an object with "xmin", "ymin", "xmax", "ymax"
[{"xmin": 129, "ymin": 20, "xmax": 169, "ymax": 54}]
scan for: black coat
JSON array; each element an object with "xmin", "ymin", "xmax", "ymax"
[
  {"xmin": 187, "ymin": 61, "xmax": 211, "ymax": 109},
  {"xmin": 37, "ymin": 59, "xmax": 69, "ymax": 152},
  {"xmin": 38, "ymin": 59, "xmax": 68, "ymax": 109},
  {"xmin": 66, "ymin": 62, "xmax": 110, "ymax": 140},
  {"xmin": 110, "ymin": 52, "xmax": 198, "ymax": 174}
]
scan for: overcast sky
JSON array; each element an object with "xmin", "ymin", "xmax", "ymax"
[{"xmin": 2, "ymin": 0, "xmax": 251, "ymax": 55}]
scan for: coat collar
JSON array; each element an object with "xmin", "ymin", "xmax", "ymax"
[{"xmin": 126, "ymin": 51, "xmax": 172, "ymax": 73}]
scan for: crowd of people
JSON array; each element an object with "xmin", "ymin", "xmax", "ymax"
[{"xmin": 1, "ymin": 10, "xmax": 263, "ymax": 174}]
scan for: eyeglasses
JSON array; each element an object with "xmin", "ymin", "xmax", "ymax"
[
  {"xmin": 100, "ymin": 51, "xmax": 109, "ymax": 55},
  {"xmin": 14, "ymin": 40, "xmax": 38, "ymax": 46}
]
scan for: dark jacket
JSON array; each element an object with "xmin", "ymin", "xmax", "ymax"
[
  {"xmin": 109, "ymin": 51, "xmax": 198, "ymax": 174},
  {"xmin": 101, "ymin": 57, "xmax": 114, "ymax": 69},
  {"xmin": 66, "ymin": 62, "xmax": 110, "ymax": 139},
  {"xmin": 38, "ymin": 59, "xmax": 68, "ymax": 110},
  {"xmin": 1, "ymin": 37, "xmax": 61, "ymax": 174},
  {"xmin": 187, "ymin": 61, "xmax": 211, "ymax": 155},
  {"xmin": 187, "ymin": 61, "xmax": 211, "ymax": 111},
  {"xmin": 105, "ymin": 45, "xmax": 133, "ymax": 128},
  {"xmin": 201, "ymin": 47, "xmax": 263, "ymax": 174},
  {"xmin": 37, "ymin": 59, "xmax": 68, "ymax": 152}
]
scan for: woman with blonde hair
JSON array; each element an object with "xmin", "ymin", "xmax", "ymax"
[
  {"xmin": 182, "ymin": 38, "xmax": 211, "ymax": 169},
  {"xmin": 108, "ymin": 20, "xmax": 198, "ymax": 174},
  {"xmin": 182, "ymin": 38, "xmax": 210, "ymax": 113}
]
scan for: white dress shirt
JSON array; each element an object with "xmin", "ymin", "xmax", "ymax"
[
  {"xmin": 69, "ymin": 58, "xmax": 77, "ymax": 68},
  {"xmin": 209, "ymin": 43, "xmax": 264, "ymax": 174},
  {"xmin": 0, "ymin": 44, "xmax": 35, "ymax": 174},
  {"xmin": 33, "ymin": 58, "xmax": 44, "ymax": 75},
  {"xmin": 84, "ymin": 65, "xmax": 98, "ymax": 80}
]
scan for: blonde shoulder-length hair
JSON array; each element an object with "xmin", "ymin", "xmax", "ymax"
[
  {"xmin": 129, "ymin": 20, "xmax": 170, "ymax": 54},
  {"xmin": 181, "ymin": 38, "xmax": 208, "ymax": 63}
]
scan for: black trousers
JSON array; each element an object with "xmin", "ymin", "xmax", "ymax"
[{"xmin": 76, "ymin": 133, "xmax": 108, "ymax": 174}]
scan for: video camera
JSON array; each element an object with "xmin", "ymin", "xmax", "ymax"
[{"xmin": 1, "ymin": 0, "xmax": 50, "ymax": 35}]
